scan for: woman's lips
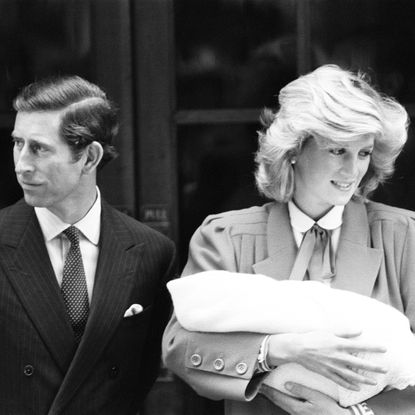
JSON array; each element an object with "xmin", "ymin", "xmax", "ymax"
[{"xmin": 331, "ymin": 180, "xmax": 354, "ymax": 191}]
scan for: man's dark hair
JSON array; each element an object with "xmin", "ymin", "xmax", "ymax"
[{"xmin": 13, "ymin": 75, "xmax": 119, "ymax": 168}]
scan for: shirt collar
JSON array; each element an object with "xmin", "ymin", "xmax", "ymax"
[
  {"xmin": 288, "ymin": 200, "xmax": 344, "ymax": 233},
  {"xmin": 35, "ymin": 187, "xmax": 101, "ymax": 245}
]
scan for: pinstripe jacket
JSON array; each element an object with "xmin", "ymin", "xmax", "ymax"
[
  {"xmin": 0, "ymin": 199, "xmax": 175, "ymax": 415},
  {"xmin": 163, "ymin": 200, "xmax": 415, "ymax": 415}
]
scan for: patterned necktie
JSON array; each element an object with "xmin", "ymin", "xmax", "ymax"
[
  {"xmin": 61, "ymin": 226, "xmax": 89, "ymax": 342},
  {"xmin": 289, "ymin": 223, "xmax": 335, "ymax": 284}
]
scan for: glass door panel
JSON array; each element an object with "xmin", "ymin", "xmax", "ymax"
[
  {"xmin": 178, "ymin": 122, "xmax": 266, "ymax": 266},
  {"xmin": 309, "ymin": 0, "xmax": 415, "ymax": 102},
  {"xmin": 175, "ymin": 0, "xmax": 297, "ymax": 109}
]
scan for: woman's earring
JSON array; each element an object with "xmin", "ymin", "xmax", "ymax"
[{"xmin": 290, "ymin": 159, "xmax": 296, "ymax": 165}]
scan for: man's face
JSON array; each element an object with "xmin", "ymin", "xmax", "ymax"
[{"xmin": 12, "ymin": 110, "xmax": 86, "ymax": 219}]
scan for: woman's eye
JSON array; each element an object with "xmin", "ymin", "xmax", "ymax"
[
  {"xmin": 329, "ymin": 148, "xmax": 345, "ymax": 156},
  {"xmin": 359, "ymin": 150, "xmax": 373, "ymax": 158}
]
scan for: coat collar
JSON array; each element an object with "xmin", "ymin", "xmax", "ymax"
[{"xmin": 252, "ymin": 200, "xmax": 382, "ymax": 297}]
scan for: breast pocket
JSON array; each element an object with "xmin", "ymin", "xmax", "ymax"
[
  {"xmin": 120, "ymin": 303, "xmax": 153, "ymax": 328},
  {"xmin": 108, "ymin": 304, "xmax": 154, "ymax": 358}
]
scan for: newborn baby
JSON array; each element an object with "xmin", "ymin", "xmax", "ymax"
[{"xmin": 167, "ymin": 270, "xmax": 415, "ymax": 406}]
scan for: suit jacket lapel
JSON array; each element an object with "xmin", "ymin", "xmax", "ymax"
[
  {"xmin": 50, "ymin": 201, "xmax": 144, "ymax": 413},
  {"xmin": 252, "ymin": 203, "xmax": 297, "ymax": 280},
  {"xmin": 332, "ymin": 200, "xmax": 383, "ymax": 296},
  {"xmin": 0, "ymin": 201, "xmax": 75, "ymax": 373}
]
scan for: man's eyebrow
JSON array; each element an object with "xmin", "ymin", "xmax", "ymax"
[
  {"xmin": 10, "ymin": 132, "xmax": 27, "ymax": 140},
  {"xmin": 10, "ymin": 134, "xmax": 42, "ymax": 143},
  {"xmin": 10, "ymin": 133, "xmax": 26, "ymax": 142}
]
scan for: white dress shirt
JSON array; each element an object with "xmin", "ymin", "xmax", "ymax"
[
  {"xmin": 288, "ymin": 201, "xmax": 344, "ymax": 258},
  {"xmin": 35, "ymin": 188, "xmax": 101, "ymax": 302}
]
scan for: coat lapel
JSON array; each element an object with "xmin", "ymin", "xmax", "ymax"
[
  {"xmin": 49, "ymin": 202, "xmax": 144, "ymax": 413},
  {"xmin": 252, "ymin": 200, "xmax": 383, "ymax": 297},
  {"xmin": 331, "ymin": 200, "xmax": 383, "ymax": 296},
  {"xmin": 252, "ymin": 203, "xmax": 297, "ymax": 280},
  {"xmin": 0, "ymin": 201, "xmax": 75, "ymax": 373}
]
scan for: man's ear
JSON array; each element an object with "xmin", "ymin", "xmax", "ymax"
[{"xmin": 82, "ymin": 141, "xmax": 104, "ymax": 174}]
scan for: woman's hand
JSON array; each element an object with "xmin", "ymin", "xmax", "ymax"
[
  {"xmin": 260, "ymin": 382, "xmax": 353, "ymax": 415},
  {"xmin": 267, "ymin": 331, "xmax": 387, "ymax": 390}
]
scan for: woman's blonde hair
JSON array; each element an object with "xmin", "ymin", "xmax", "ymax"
[{"xmin": 255, "ymin": 64, "xmax": 409, "ymax": 202}]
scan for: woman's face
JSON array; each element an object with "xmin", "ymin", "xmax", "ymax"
[{"xmin": 292, "ymin": 135, "xmax": 374, "ymax": 219}]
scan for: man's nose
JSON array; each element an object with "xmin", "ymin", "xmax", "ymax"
[{"xmin": 14, "ymin": 147, "xmax": 34, "ymax": 175}]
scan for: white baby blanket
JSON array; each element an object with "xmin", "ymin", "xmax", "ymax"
[{"xmin": 167, "ymin": 270, "xmax": 415, "ymax": 406}]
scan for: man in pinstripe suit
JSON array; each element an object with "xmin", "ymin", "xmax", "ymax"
[{"xmin": 0, "ymin": 76, "xmax": 175, "ymax": 414}]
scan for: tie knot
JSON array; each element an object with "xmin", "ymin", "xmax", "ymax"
[
  {"xmin": 63, "ymin": 226, "xmax": 80, "ymax": 245},
  {"xmin": 310, "ymin": 223, "xmax": 327, "ymax": 238}
]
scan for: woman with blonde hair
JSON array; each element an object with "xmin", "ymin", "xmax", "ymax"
[{"xmin": 163, "ymin": 65, "xmax": 415, "ymax": 415}]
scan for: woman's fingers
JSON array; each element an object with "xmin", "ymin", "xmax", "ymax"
[
  {"xmin": 309, "ymin": 360, "xmax": 376, "ymax": 389},
  {"xmin": 316, "ymin": 366, "xmax": 361, "ymax": 391},
  {"xmin": 332, "ymin": 353, "xmax": 388, "ymax": 374},
  {"xmin": 268, "ymin": 331, "xmax": 388, "ymax": 389},
  {"xmin": 333, "ymin": 366, "xmax": 378, "ymax": 386},
  {"xmin": 338, "ymin": 339, "xmax": 387, "ymax": 354},
  {"xmin": 310, "ymin": 355, "xmax": 386, "ymax": 389},
  {"xmin": 311, "ymin": 364, "xmax": 378, "ymax": 390}
]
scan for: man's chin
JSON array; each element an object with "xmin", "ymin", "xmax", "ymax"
[{"xmin": 22, "ymin": 193, "xmax": 47, "ymax": 208}]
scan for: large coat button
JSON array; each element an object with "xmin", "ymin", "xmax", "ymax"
[
  {"xmin": 23, "ymin": 365, "xmax": 34, "ymax": 376},
  {"xmin": 213, "ymin": 358, "xmax": 225, "ymax": 371},
  {"xmin": 190, "ymin": 353, "xmax": 202, "ymax": 367},
  {"xmin": 235, "ymin": 362, "xmax": 248, "ymax": 375}
]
